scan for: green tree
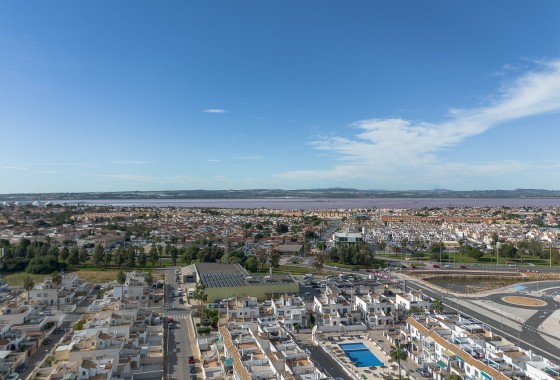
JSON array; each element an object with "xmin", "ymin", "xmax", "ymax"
[
  {"xmin": 431, "ymin": 298, "xmax": 444, "ymax": 314},
  {"xmin": 104, "ymin": 250, "xmax": 113, "ymax": 266},
  {"xmin": 390, "ymin": 339, "xmax": 408, "ymax": 380},
  {"xmin": 169, "ymin": 246, "xmax": 178, "ymax": 266},
  {"xmin": 114, "ymin": 248, "xmax": 125, "ymax": 268},
  {"xmin": 145, "ymin": 271, "xmax": 153, "ymax": 289},
  {"xmin": 125, "ymin": 245, "xmax": 136, "ymax": 268},
  {"xmin": 244, "ymin": 256, "xmax": 258, "ymax": 272},
  {"xmin": 137, "ymin": 249, "xmax": 147, "ymax": 267},
  {"xmin": 499, "ymin": 243, "xmax": 518, "ymax": 260},
  {"xmin": 192, "ymin": 281, "xmax": 208, "ymax": 306},
  {"xmin": 68, "ymin": 247, "xmax": 80, "ymax": 265},
  {"xmin": 92, "ymin": 244, "xmax": 105, "ymax": 266},
  {"xmin": 149, "ymin": 244, "xmax": 159, "ymax": 266},
  {"xmin": 275, "ymin": 224, "xmax": 289, "ymax": 234},
  {"xmin": 256, "ymin": 248, "xmax": 267, "ymax": 272},
  {"xmin": 26, "ymin": 255, "xmax": 67, "ymax": 274},
  {"xmin": 270, "ymin": 250, "xmax": 281, "ymax": 269},
  {"xmin": 23, "ymin": 275, "xmax": 35, "ymax": 303},
  {"xmin": 60, "ymin": 245, "xmax": 70, "ymax": 262},
  {"xmin": 117, "ymin": 271, "xmax": 127, "ymax": 300},
  {"xmin": 79, "ymin": 246, "xmax": 89, "ymax": 263},
  {"xmin": 409, "ymin": 306, "xmax": 424, "ymax": 315}
]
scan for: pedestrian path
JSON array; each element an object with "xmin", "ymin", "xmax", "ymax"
[
  {"xmin": 166, "ymin": 302, "xmax": 191, "ymax": 310},
  {"xmin": 165, "ymin": 313, "xmax": 190, "ymax": 320}
]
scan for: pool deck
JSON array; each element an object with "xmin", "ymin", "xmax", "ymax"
[{"xmin": 315, "ymin": 332, "xmax": 404, "ymax": 379}]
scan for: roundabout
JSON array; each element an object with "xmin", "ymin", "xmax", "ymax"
[{"xmin": 501, "ymin": 295, "xmax": 548, "ymax": 307}]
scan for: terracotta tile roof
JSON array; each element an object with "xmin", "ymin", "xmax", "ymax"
[
  {"xmin": 407, "ymin": 317, "xmax": 510, "ymax": 380},
  {"xmin": 218, "ymin": 326, "xmax": 252, "ymax": 380}
]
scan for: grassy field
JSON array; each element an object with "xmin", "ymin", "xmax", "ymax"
[{"xmin": 2, "ymin": 272, "xmax": 50, "ymax": 287}]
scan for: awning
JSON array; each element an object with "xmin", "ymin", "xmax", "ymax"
[
  {"xmin": 225, "ymin": 358, "xmax": 233, "ymax": 366},
  {"xmin": 437, "ymin": 360, "xmax": 447, "ymax": 369},
  {"xmin": 481, "ymin": 372, "xmax": 493, "ymax": 380},
  {"xmin": 442, "ymin": 349, "xmax": 455, "ymax": 357},
  {"xmin": 457, "ymin": 356, "xmax": 465, "ymax": 362}
]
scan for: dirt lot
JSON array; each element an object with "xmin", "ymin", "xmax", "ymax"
[
  {"xmin": 3, "ymin": 269, "xmax": 162, "ymax": 287},
  {"xmin": 502, "ymin": 296, "xmax": 548, "ymax": 307}
]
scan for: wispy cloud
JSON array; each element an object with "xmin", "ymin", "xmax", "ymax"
[
  {"xmin": 207, "ymin": 159, "xmax": 221, "ymax": 162},
  {"xmin": 277, "ymin": 59, "xmax": 560, "ymax": 186},
  {"xmin": 3, "ymin": 166, "xmax": 28, "ymax": 170},
  {"xmin": 202, "ymin": 108, "xmax": 228, "ymax": 114},
  {"xmin": 37, "ymin": 170, "xmax": 57, "ymax": 174}
]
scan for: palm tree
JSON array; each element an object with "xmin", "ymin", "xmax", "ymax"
[
  {"xmin": 23, "ymin": 275, "xmax": 35, "ymax": 304},
  {"xmin": 390, "ymin": 339, "xmax": 408, "ymax": 380},
  {"xmin": 51, "ymin": 272, "xmax": 62, "ymax": 310},
  {"xmin": 431, "ymin": 298, "xmax": 444, "ymax": 314},
  {"xmin": 117, "ymin": 271, "xmax": 127, "ymax": 300}
]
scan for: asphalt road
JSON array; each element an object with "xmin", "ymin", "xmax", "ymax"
[
  {"xmin": 164, "ymin": 267, "xmax": 195, "ymax": 380},
  {"xmin": 305, "ymin": 344, "xmax": 352, "ymax": 379}
]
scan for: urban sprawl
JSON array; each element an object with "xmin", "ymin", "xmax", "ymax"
[{"xmin": 0, "ymin": 203, "xmax": 559, "ymax": 380}]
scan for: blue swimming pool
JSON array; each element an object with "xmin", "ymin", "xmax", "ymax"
[{"xmin": 339, "ymin": 342, "xmax": 383, "ymax": 367}]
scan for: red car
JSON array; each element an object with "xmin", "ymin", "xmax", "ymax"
[
  {"xmin": 432, "ymin": 264, "xmax": 440, "ymax": 269},
  {"xmin": 188, "ymin": 355, "xmax": 195, "ymax": 364},
  {"xmin": 459, "ymin": 265, "xmax": 467, "ymax": 269}
]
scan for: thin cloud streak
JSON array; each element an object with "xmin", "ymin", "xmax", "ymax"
[
  {"xmin": 277, "ymin": 59, "xmax": 560, "ymax": 186},
  {"xmin": 202, "ymin": 109, "xmax": 228, "ymax": 114}
]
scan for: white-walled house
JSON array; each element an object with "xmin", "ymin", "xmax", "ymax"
[
  {"xmin": 226, "ymin": 296, "xmax": 259, "ymax": 320},
  {"xmin": 271, "ymin": 295, "xmax": 308, "ymax": 328},
  {"xmin": 395, "ymin": 291, "xmax": 432, "ymax": 312},
  {"xmin": 354, "ymin": 292, "xmax": 396, "ymax": 327},
  {"xmin": 29, "ymin": 281, "xmax": 58, "ymax": 307}
]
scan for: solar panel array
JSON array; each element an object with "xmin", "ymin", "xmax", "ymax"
[
  {"xmin": 201, "ymin": 272, "xmax": 246, "ymax": 288},
  {"xmin": 199, "ymin": 270, "xmax": 298, "ymax": 288}
]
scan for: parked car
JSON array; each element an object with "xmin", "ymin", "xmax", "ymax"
[
  {"xmin": 459, "ymin": 265, "xmax": 467, "ymax": 269},
  {"xmin": 42, "ymin": 337, "xmax": 52, "ymax": 345},
  {"xmin": 416, "ymin": 368, "xmax": 430, "ymax": 377},
  {"xmin": 168, "ymin": 322, "xmax": 175, "ymax": 329},
  {"xmin": 432, "ymin": 264, "xmax": 441, "ymax": 269},
  {"xmin": 6, "ymin": 373, "xmax": 19, "ymax": 380},
  {"xmin": 188, "ymin": 355, "xmax": 195, "ymax": 364},
  {"xmin": 189, "ymin": 365, "xmax": 197, "ymax": 373},
  {"xmin": 15, "ymin": 364, "xmax": 27, "ymax": 373},
  {"xmin": 53, "ymin": 327, "xmax": 63, "ymax": 334}
]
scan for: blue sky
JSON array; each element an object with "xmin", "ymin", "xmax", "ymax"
[{"xmin": 2, "ymin": 1, "xmax": 560, "ymax": 193}]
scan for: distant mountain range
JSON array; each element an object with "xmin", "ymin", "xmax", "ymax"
[{"xmin": 1, "ymin": 188, "xmax": 560, "ymax": 201}]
